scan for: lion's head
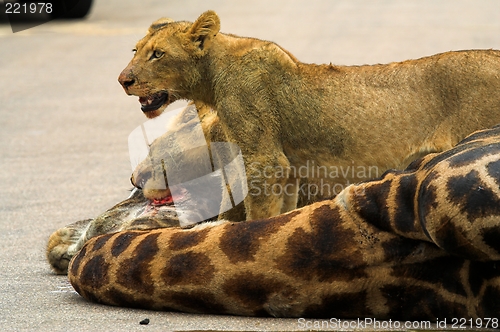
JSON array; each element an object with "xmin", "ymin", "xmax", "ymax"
[{"xmin": 118, "ymin": 11, "xmax": 220, "ymax": 119}]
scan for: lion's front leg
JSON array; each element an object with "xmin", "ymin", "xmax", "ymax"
[
  {"xmin": 46, "ymin": 218, "xmax": 94, "ymax": 275},
  {"xmin": 282, "ymin": 176, "xmax": 299, "ymax": 213},
  {"xmin": 245, "ymin": 153, "xmax": 294, "ymax": 220}
]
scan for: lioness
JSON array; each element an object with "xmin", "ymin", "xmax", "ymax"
[{"xmin": 118, "ymin": 10, "xmax": 500, "ymax": 220}]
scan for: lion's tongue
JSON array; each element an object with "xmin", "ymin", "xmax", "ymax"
[
  {"xmin": 152, "ymin": 195, "xmax": 173, "ymax": 206},
  {"xmin": 151, "ymin": 190, "xmax": 187, "ymax": 206}
]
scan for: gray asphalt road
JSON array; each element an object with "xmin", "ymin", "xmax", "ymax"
[{"xmin": 1, "ymin": 1, "xmax": 500, "ymax": 331}]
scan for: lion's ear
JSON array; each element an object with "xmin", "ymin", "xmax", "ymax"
[
  {"xmin": 148, "ymin": 18, "xmax": 174, "ymax": 34},
  {"xmin": 189, "ymin": 10, "xmax": 220, "ymax": 51}
]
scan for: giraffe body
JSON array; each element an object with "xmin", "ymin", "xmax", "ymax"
[{"xmin": 68, "ymin": 126, "xmax": 500, "ymax": 320}]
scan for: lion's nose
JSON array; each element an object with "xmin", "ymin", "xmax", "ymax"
[
  {"xmin": 121, "ymin": 78, "xmax": 135, "ymax": 88},
  {"xmin": 131, "ymin": 169, "xmax": 152, "ymax": 190},
  {"xmin": 130, "ymin": 174, "xmax": 140, "ymax": 189},
  {"xmin": 118, "ymin": 72, "xmax": 135, "ymax": 89}
]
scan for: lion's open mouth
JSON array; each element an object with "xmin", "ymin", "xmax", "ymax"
[
  {"xmin": 139, "ymin": 92, "xmax": 168, "ymax": 113},
  {"xmin": 149, "ymin": 188, "xmax": 187, "ymax": 207},
  {"xmin": 151, "ymin": 195, "xmax": 174, "ymax": 206}
]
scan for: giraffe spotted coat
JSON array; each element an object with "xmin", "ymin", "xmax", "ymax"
[{"xmin": 57, "ymin": 125, "xmax": 500, "ymax": 320}]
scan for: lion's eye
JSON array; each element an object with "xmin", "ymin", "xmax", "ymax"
[
  {"xmin": 132, "ymin": 48, "xmax": 137, "ymax": 54},
  {"xmin": 151, "ymin": 50, "xmax": 164, "ymax": 60}
]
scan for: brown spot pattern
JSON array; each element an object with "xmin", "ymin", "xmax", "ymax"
[
  {"xmin": 481, "ymin": 226, "xmax": 500, "ymax": 257},
  {"xmin": 277, "ymin": 205, "xmax": 367, "ymax": 281},
  {"xmin": 168, "ymin": 291, "xmax": 227, "ymax": 314},
  {"xmin": 69, "ymin": 244, "xmax": 87, "ymax": 278},
  {"xmin": 65, "ymin": 123, "xmax": 500, "ymax": 319},
  {"xmin": 302, "ymin": 291, "xmax": 370, "ymax": 318},
  {"xmin": 417, "ymin": 175, "xmax": 439, "ymax": 241},
  {"xmin": 354, "ymin": 178, "xmax": 392, "ymax": 231},
  {"xmin": 447, "ymin": 143, "xmax": 500, "ymax": 168},
  {"xmin": 103, "ymin": 287, "xmax": 156, "ymax": 309},
  {"xmin": 390, "ymin": 256, "xmax": 468, "ymax": 297},
  {"xmin": 116, "ymin": 232, "xmax": 160, "ymax": 295},
  {"xmin": 479, "ymin": 284, "xmax": 500, "ymax": 318},
  {"xmin": 487, "ymin": 158, "xmax": 500, "ymax": 186},
  {"xmin": 433, "ymin": 218, "xmax": 487, "ymax": 260},
  {"xmin": 446, "ymin": 170, "xmax": 500, "ymax": 221},
  {"xmin": 79, "ymin": 254, "xmax": 109, "ymax": 290},
  {"xmin": 91, "ymin": 233, "xmax": 114, "ymax": 252},
  {"xmin": 381, "ymin": 284, "xmax": 467, "ymax": 320},
  {"xmin": 392, "ymin": 174, "xmax": 418, "ymax": 234},
  {"xmin": 222, "ymin": 271, "xmax": 287, "ymax": 315},
  {"xmin": 381, "ymin": 236, "xmax": 430, "ymax": 263},
  {"xmin": 457, "ymin": 127, "xmax": 498, "ymax": 145},
  {"xmin": 468, "ymin": 261, "xmax": 500, "ymax": 297},
  {"xmin": 162, "ymin": 252, "xmax": 214, "ymax": 285},
  {"xmin": 219, "ymin": 210, "xmax": 299, "ymax": 264},
  {"xmin": 169, "ymin": 228, "xmax": 209, "ymax": 251},
  {"xmin": 111, "ymin": 232, "xmax": 141, "ymax": 257}
]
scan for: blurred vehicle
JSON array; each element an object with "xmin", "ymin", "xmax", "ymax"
[
  {"xmin": 49, "ymin": 0, "xmax": 93, "ymax": 19},
  {"xmin": 4, "ymin": 0, "xmax": 93, "ymax": 19}
]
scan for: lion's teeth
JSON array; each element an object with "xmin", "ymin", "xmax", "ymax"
[{"xmin": 139, "ymin": 96, "xmax": 154, "ymax": 106}]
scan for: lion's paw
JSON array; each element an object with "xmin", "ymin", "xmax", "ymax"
[{"xmin": 46, "ymin": 219, "xmax": 92, "ymax": 275}]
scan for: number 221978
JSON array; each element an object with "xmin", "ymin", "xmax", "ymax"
[
  {"xmin": 451, "ymin": 318, "xmax": 499, "ymax": 329},
  {"xmin": 5, "ymin": 3, "xmax": 53, "ymax": 14}
]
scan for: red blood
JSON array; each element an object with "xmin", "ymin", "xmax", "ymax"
[{"xmin": 152, "ymin": 195, "xmax": 173, "ymax": 205}]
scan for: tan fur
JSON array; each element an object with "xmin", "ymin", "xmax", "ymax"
[
  {"xmin": 66, "ymin": 125, "xmax": 500, "ymax": 320},
  {"xmin": 47, "ymin": 103, "xmax": 251, "ymax": 275},
  {"xmin": 131, "ymin": 102, "xmax": 322, "ymax": 220},
  {"xmin": 47, "ymin": 102, "xmax": 320, "ymax": 275},
  {"xmin": 119, "ymin": 10, "xmax": 500, "ymax": 220}
]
